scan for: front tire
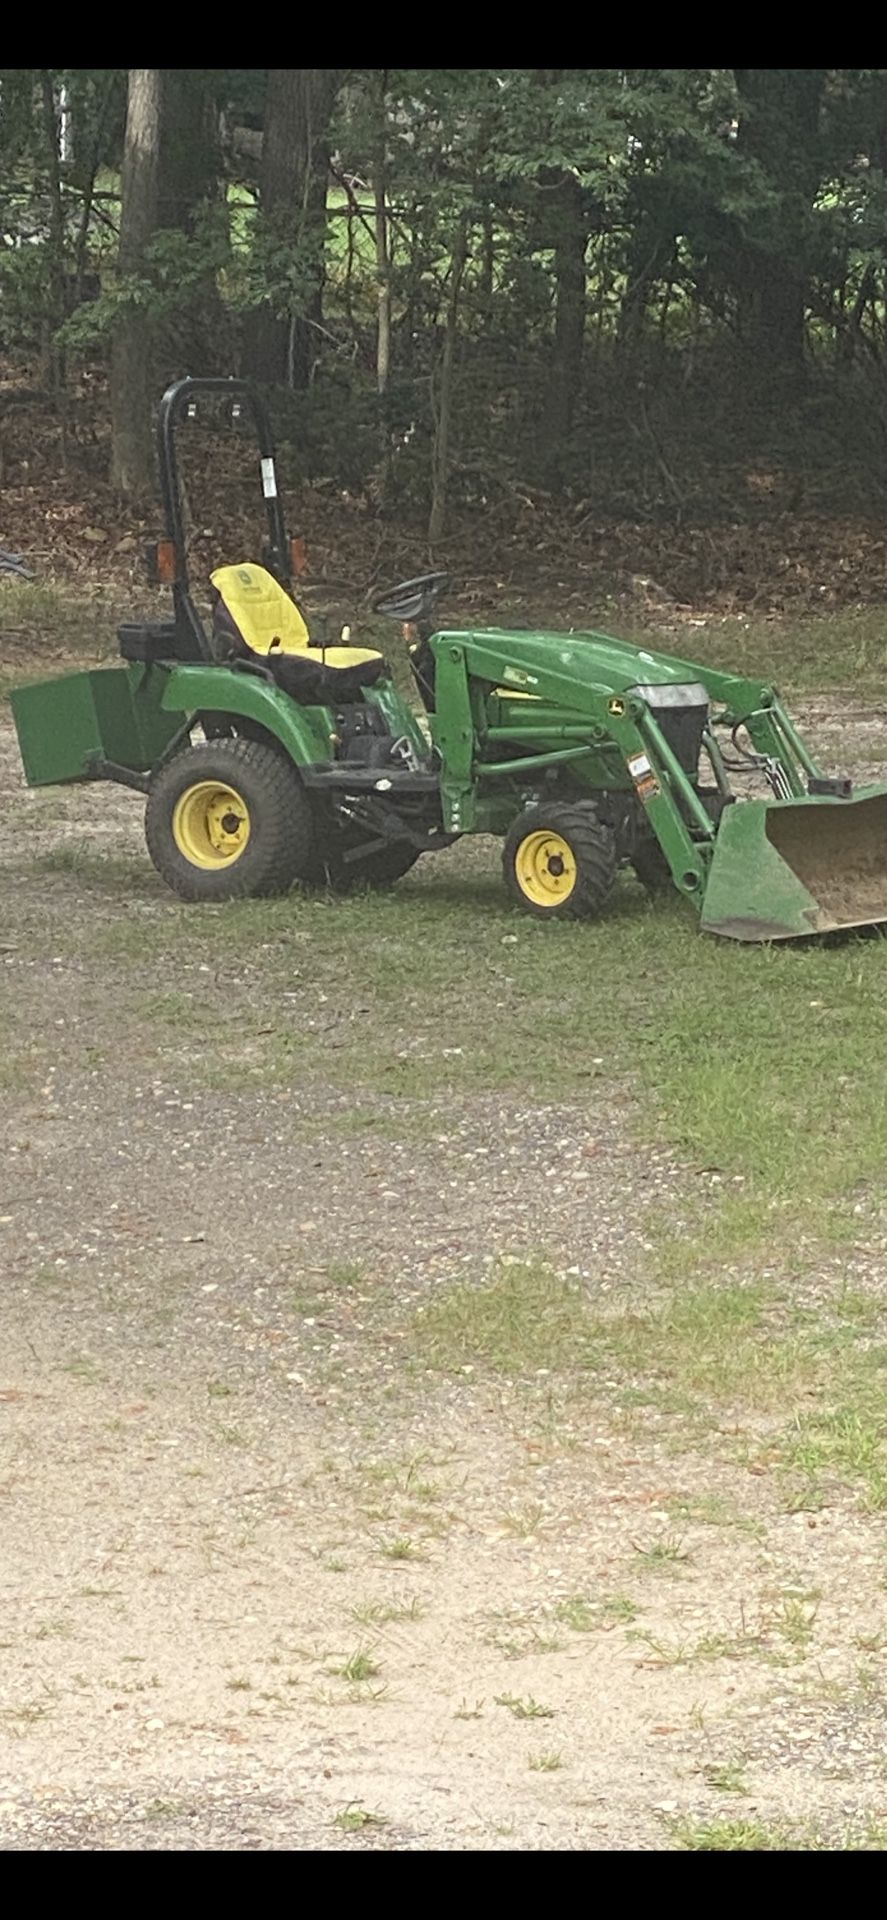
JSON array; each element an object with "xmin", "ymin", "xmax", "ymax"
[
  {"xmin": 503, "ymin": 803, "xmax": 617, "ymax": 921},
  {"xmin": 631, "ymin": 835, "xmax": 673, "ymax": 895},
  {"xmin": 145, "ymin": 738, "xmax": 314, "ymax": 902}
]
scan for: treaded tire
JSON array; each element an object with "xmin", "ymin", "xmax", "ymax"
[
  {"xmin": 503, "ymin": 803, "xmax": 617, "ymax": 921},
  {"xmin": 631, "ymin": 836, "xmax": 673, "ymax": 895},
  {"xmin": 145, "ymin": 738, "xmax": 315, "ymax": 902}
]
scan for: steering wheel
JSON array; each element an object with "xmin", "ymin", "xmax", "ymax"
[{"xmin": 370, "ymin": 572, "xmax": 449, "ymax": 622}]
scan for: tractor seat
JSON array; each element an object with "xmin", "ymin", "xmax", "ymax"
[{"xmin": 209, "ymin": 563, "xmax": 384, "ymax": 680}]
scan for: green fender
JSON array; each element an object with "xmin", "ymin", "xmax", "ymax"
[{"xmin": 159, "ymin": 663, "xmax": 333, "ymax": 766}]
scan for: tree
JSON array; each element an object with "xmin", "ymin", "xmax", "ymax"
[
  {"xmin": 37, "ymin": 72, "xmax": 67, "ymax": 398},
  {"xmin": 110, "ymin": 68, "xmax": 161, "ymax": 495},
  {"xmin": 158, "ymin": 69, "xmax": 227, "ymax": 369},
  {"xmin": 542, "ymin": 170, "xmax": 588, "ymax": 458},
  {"xmin": 242, "ymin": 67, "xmax": 343, "ymax": 388},
  {"xmin": 733, "ymin": 68, "xmax": 827, "ymax": 377}
]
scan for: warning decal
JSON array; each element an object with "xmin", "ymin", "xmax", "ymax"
[
  {"xmin": 626, "ymin": 750, "xmax": 660, "ymax": 803},
  {"xmin": 627, "ymin": 752, "xmax": 652, "ymax": 780}
]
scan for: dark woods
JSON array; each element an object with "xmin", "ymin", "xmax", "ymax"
[{"xmin": 3, "ymin": 68, "xmax": 887, "ymax": 555}]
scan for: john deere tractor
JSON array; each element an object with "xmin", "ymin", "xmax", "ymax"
[{"xmin": 11, "ymin": 376, "xmax": 887, "ymax": 942}]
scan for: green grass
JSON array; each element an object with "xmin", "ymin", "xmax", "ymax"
[
  {"xmin": 377, "ymin": 1535, "xmax": 421, "ymax": 1562},
  {"xmin": 41, "ymin": 855, "xmax": 887, "ymax": 1262},
  {"xmin": 414, "ymin": 1262, "xmax": 799, "ymax": 1406},
  {"xmin": 414, "ymin": 1261, "xmax": 599, "ymax": 1378},
  {"xmin": 555, "ymin": 1595, "xmax": 598, "ymax": 1633},
  {"xmin": 656, "ymin": 606, "xmax": 887, "ymax": 696},
  {"xmin": 786, "ymin": 1401, "xmax": 887, "ymax": 1511},
  {"xmin": 333, "ymin": 1803, "xmax": 387, "ymax": 1833},
  {"xmin": 334, "ymin": 1647, "xmax": 381, "ymax": 1683},
  {"xmin": 665, "ymin": 1492, "xmax": 761, "ymax": 1533},
  {"xmin": 672, "ymin": 1816, "xmax": 789, "ymax": 1851},
  {"xmin": 703, "ymin": 1760, "xmax": 750, "ymax": 1796},
  {"xmin": 555, "ymin": 1592, "xmax": 638, "ymax": 1632},
  {"xmin": 0, "ymin": 578, "xmax": 120, "ymax": 701},
  {"xmin": 413, "ymin": 1258, "xmax": 887, "ymax": 1503},
  {"xmin": 633, "ymin": 1534, "xmax": 690, "ymax": 1567},
  {"xmin": 677, "ymin": 1807, "xmax": 886, "ymax": 1851},
  {"xmin": 495, "ymin": 1693, "xmax": 555, "ymax": 1721},
  {"xmin": 13, "ymin": 682, "xmax": 887, "ymax": 1275},
  {"xmin": 349, "ymin": 1596, "xmax": 425, "ymax": 1627}
]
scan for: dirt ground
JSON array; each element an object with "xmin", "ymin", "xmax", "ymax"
[{"xmin": 1, "ymin": 701, "xmax": 886, "ymax": 1853}]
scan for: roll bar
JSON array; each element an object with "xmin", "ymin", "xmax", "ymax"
[{"xmin": 154, "ymin": 376, "xmax": 294, "ymax": 660}]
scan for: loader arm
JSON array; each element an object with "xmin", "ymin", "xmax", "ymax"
[{"xmin": 430, "ymin": 630, "xmax": 715, "ymax": 900}]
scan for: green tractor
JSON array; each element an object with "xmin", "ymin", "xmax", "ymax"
[{"xmin": 11, "ymin": 376, "xmax": 887, "ymax": 942}]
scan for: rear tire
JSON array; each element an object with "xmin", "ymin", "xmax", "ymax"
[
  {"xmin": 146, "ymin": 738, "xmax": 314, "ymax": 902},
  {"xmin": 503, "ymin": 803, "xmax": 616, "ymax": 920}
]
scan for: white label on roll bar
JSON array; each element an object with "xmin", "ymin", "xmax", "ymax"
[{"xmin": 261, "ymin": 458, "xmax": 278, "ymax": 499}]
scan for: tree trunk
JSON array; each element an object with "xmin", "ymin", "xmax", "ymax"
[
  {"xmin": 72, "ymin": 72, "xmax": 115, "ymax": 306},
  {"xmin": 733, "ymin": 68, "xmax": 826, "ymax": 379},
  {"xmin": 478, "ymin": 202, "xmax": 494, "ymax": 321},
  {"xmin": 110, "ymin": 69, "xmax": 161, "ymax": 496},
  {"xmin": 158, "ymin": 68, "xmax": 226, "ymax": 369},
  {"xmin": 429, "ymin": 217, "xmax": 468, "ymax": 551},
  {"xmin": 372, "ymin": 72, "xmax": 391, "ymax": 399},
  {"xmin": 242, "ymin": 68, "xmax": 342, "ymax": 389},
  {"xmin": 38, "ymin": 73, "xmax": 67, "ymax": 401},
  {"xmin": 541, "ymin": 172, "xmax": 587, "ymax": 472}
]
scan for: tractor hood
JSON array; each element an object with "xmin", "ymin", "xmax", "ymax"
[{"xmin": 449, "ymin": 628, "xmax": 710, "ymax": 701}]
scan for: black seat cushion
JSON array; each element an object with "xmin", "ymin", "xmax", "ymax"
[{"xmin": 268, "ymin": 651, "xmax": 386, "ymax": 705}]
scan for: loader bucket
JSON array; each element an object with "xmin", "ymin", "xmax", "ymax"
[{"xmin": 700, "ymin": 788, "xmax": 887, "ymax": 942}]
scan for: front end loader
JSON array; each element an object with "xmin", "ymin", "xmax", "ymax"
[{"xmin": 9, "ymin": 375, "xmax": 887, "ymax": 943}]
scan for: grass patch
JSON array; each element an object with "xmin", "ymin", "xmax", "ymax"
[
  {"xmin": 349, "ymin": 1596, "xmax": 425, "ymax": 1627},
  {"xmin": 703, "ymin": 1760, "xmax": 750, "ymax": 1796},
  {"xmin": 13, "ymin": 743, "xmax": 887, "ymax": 1277},
  {"xmin": 672, "ymin": 1816, "xmax": 790, "ymax": 1851},
  {"xmin": 334, "ymin": 1647, "xmax": 381, "ymax": 1683},
  {"xmin": 633, "ymin": 1533, "xmax": 690, "ymax": 1567},
  {"xmin": 413, "ymin": 1260, "xmax": 887, "ymax": 1503},
  {"xmin": 484, "ymin": 1608, "xmax": 563, "ymax": 1659},
  {"xmin": 0, "ymin": 579, "xmax": 120, "ymax": 701},
  {"xmin": 785, "ymin": 1398, "xmax": 887, "ymax": 1510},
  {"xmin": 495, "ymin": 1693, "xmax": 555, "ymax": 1720},
  {"xmin": 665, "ymin": 1492, "xmax": 761, "ymax": 1533},
  {"xmin": 555, "ymin": 1595, "xmax": 598, "ymax": 1634},
  {"xmin": 414, "ymin": 1261, "xmax": 600, "ymax": 1377},
  {"xmin": 555, "ymin": 1592, "xmax": 638, "ymax": 1632},
  {"xmin": 377, "ymin": 1535, "xmax": 422, "ymax": 1562},
  {"xmin": 333, "ymin": 1803, "xmax": 387, "ymax": 1833},
  {"xmin": 414, "ymin": 1262, "xmax": 803, "ymax": 1405},
  {"xmin": 663, "ymin": 606, "xmax": 887, "ymax": 697}
]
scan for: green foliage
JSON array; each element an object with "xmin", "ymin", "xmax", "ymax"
[
  {"xmin": 59, "ymin": 207, "xmax": 231, "ymax": 349},
  {"xmin": 5, "ymin": 67, "xmax": 887, "ymax": 508}
]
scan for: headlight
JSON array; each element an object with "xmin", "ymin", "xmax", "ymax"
[{"xmin": 629, "ymin": 682, "xmax": 709, "ymax": 709}]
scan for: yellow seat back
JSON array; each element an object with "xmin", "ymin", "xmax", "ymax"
[{"xmin": 210, "ymin": 563, "xmax": 310, "ymax": 656}]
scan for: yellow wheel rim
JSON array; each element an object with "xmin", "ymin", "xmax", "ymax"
[
  {"xmin": 515, "ymin": 828, "xmax": 577, "ymax": 907},
  {"xmin": 172, "ymin": 780, "xmax": 251, "ymax": 870}
]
